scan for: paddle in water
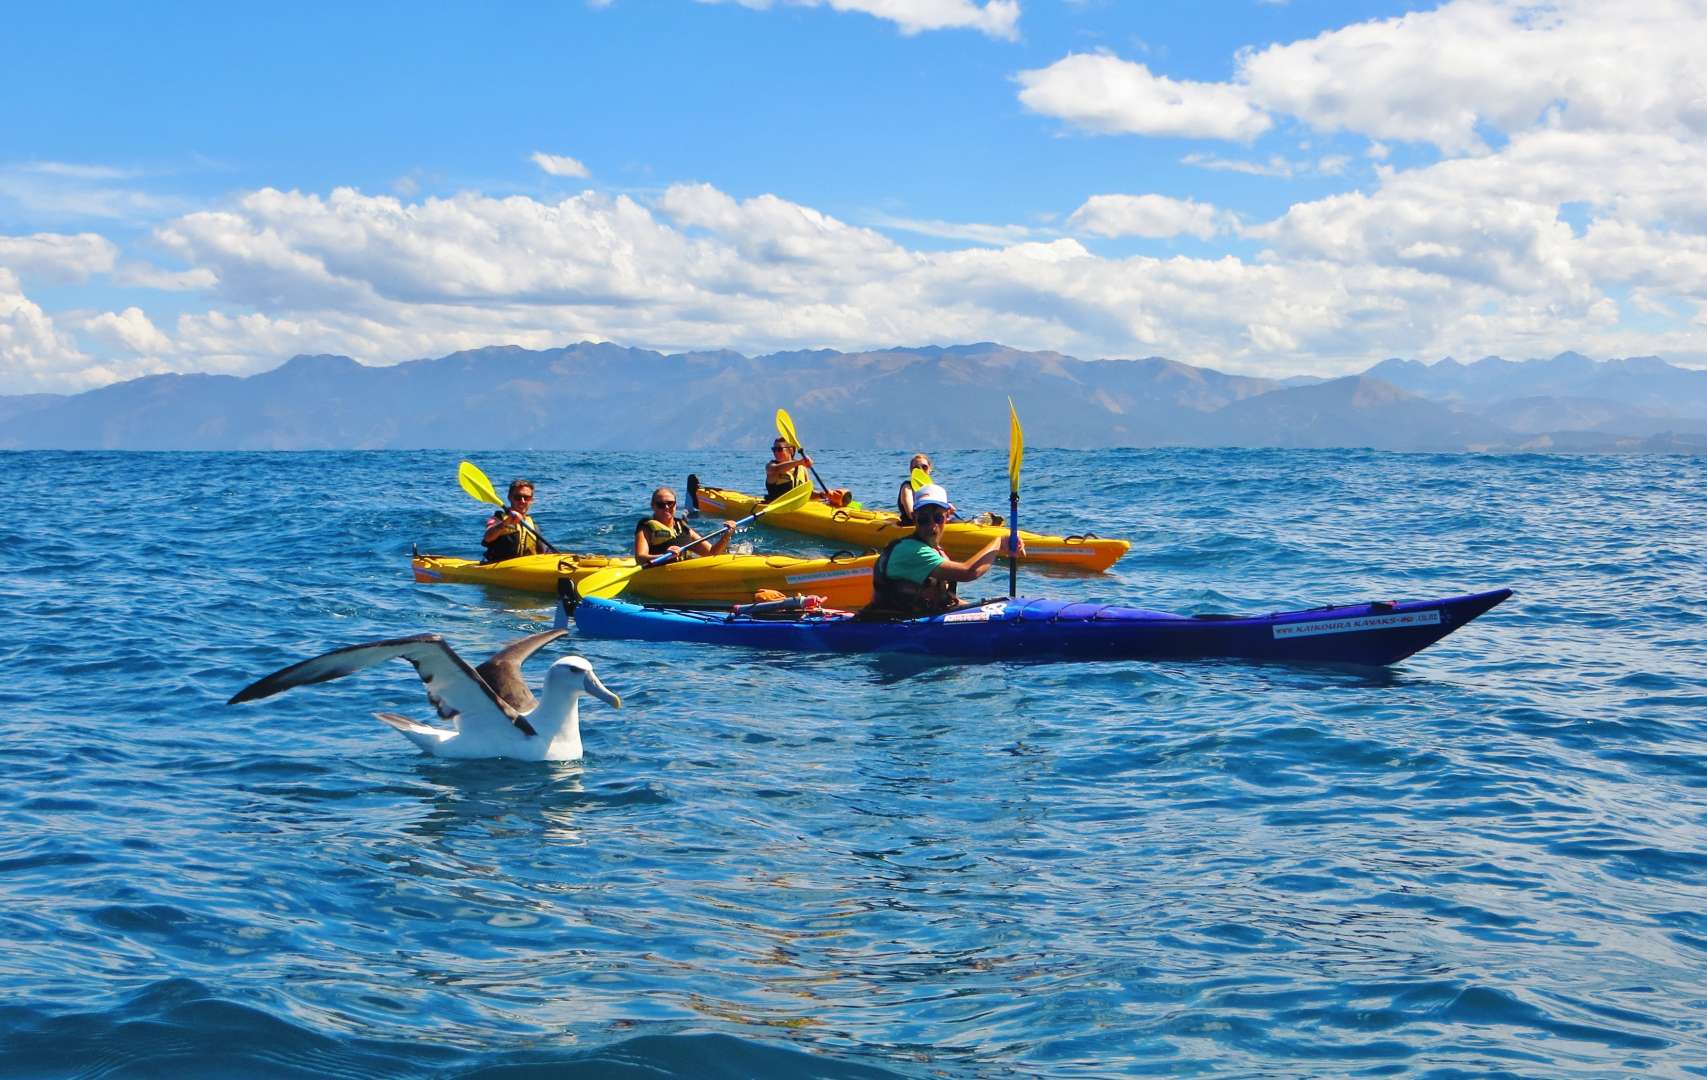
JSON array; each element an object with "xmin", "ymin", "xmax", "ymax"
[
  {"xmin": 775, "ymin": 408, "xmax": 835, "ymax": 497},
  {"xmin": 457, "ymin": 460, "xmax": 560, "ymax": 553},
  {"xmin": 1007, "ymin": 398, "xmax": 1023, "ymax": 598},
  {"xmin": 575, "ymin": 479, "xmax": 815, "ymax": 600}
]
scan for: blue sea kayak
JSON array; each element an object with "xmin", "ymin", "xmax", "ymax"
[{"xmin": 568, "ymin": 588, "xmax": 1512, "ymax": 666}]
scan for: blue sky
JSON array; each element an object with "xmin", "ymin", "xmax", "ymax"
[{"xmin": 3, "ymin": 0, "xmax": 1705, "ymax": 393}]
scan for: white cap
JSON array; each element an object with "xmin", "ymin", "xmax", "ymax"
[{"xmin": 912, "ymin": 484, "xmax": 953, "ymax": 513}]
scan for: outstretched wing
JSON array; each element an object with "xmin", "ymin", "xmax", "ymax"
[
  {"xmin": 228, "ymin": 634, "xmax": 536, "ymax": 737},
  {"xmin": 475, "ymin": 628, "xmax": 567, "ymax": 713}
]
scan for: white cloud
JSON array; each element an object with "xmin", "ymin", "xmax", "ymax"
[
  {"xmin": 1067, "ymin": 194, "xmax": 1223, "ymax": 240},
  {"xmin": 13, "ymin": 129, "xmax": 1707, "ymax": 394},
  {"xmin": 0, "ymin": 162, "xmax": 180, "ymax": 224},
  {"xmin": 111, "ymin": 262, "xmax": 219, "ymax": 291},
  {"xmin": 530, "ymin": 152, "xmax": 590, "ymax": 179},
  {"xmin": 1017, "ymin": 53, "xmax": 1271, "ymax": 140},
  {"xmin": 1182, "ymin": 152, "xmax": 1294, "ymax": 178},
  {"xmin": 78, "ymin": 306, "xmax": 175, "ymax": 356},
  {"xmin": 864, "ymin": 212, "xmax": 1039, "ymax": 246},
  {"xmin": 1237, "ymin": 0, "xmax": 1707, "ymax": 153},
  {"xmin": 699, "ymin": 0, "xmax": 1020, "ymax": 38},
  {"xmin": 0, "ymin": 268, "xmax": 98, "ymax": 393},
  {"xmin": 0, "ymin": 232, "xmax": 119, "ymax": 284}
]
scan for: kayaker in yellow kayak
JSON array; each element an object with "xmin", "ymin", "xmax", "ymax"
[
  {"xmin": 897, "ymin": 453, "xmax": 932, "ymax": 525},
  {"xmin": 481, "ymin": 478, "xmax": 541, "ymax": 563},
  {"xmin": 765, "ymin": 438, "xmax": 815, "ymax": 498},
  {"xmin": 860, "ymin": 484, "xmax": 1022, "ymax": 619},
  {"xmin": 635, "ymin": 487, "xmax": 736, "ymax": 562}
]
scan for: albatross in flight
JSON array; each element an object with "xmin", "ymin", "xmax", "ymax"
[{"xmin": 228, "ymin": 629, "xmax": 620, "ymax": 761}]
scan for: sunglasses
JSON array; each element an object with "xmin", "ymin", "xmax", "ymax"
[
  {"xmin": 514, "ymin": 493, "xmax": 534, "ymax": 501},
  {"xmin": 653, "ymin": 500, "xmax": 676, "ymax": 509}
]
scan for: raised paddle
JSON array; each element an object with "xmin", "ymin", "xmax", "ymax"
[
  {"xmin": 1007, "ymin": 397, "xmax": 1023, "ymax": 598},
  {"xmin": 910, "ymin": 467, "xmax": 932, "ymax": 491},
  {"xmin": 457, "ymin": 460, "xmax": 560, "ymax": 554},
  {"xmin": 774, "ymin": 408, "xmax": 834, "ymax": 497},
  {"xmin": 575, "ymin": 479, "xmax": 815, "ymax": 600}
]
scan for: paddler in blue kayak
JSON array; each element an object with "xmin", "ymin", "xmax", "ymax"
[
  {"xmin": 481, "ymin": 478, "xmax": 541, "ymax": 563},
  {"xmin": 860, "ymin": 484, "xmax": 1021, "ymax": 619},
  {"xmin": 635, "ymin": 486, "xmax": 737, "ymax": 562}
]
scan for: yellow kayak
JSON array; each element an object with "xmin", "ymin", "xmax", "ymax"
[
  {"xmin": 689, "ymin": 484, "xmax": 1130, "ymax": 572},
  {"xmin": 412, "ymin": 550, "xmax": 876, "ymax": 607}
]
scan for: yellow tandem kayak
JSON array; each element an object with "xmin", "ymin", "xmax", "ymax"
[
  {"xmin": 689, "ymin": 483, "xmax": 1130, "ymax": 572},
  {"xmin": 412, "ymin": 550, "xmax": 877, "ymax": 607}
]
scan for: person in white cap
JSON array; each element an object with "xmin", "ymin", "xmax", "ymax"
[{"xmin": 858, "ymin": 483, "xmax": 1021, "ymax": 620}]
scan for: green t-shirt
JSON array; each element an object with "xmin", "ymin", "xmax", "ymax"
[{"xmin": 883, "ymin": 537, "xmax": 946, "ymax": 585}]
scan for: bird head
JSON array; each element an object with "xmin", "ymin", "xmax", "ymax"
[{"xmin": 545, "ymin": 655, "xmax": 621, "ymax": 710}]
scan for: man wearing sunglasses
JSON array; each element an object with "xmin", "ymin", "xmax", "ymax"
[
  {"xmin": 635, "ymin": 487, "xmax": 738, "ymax": 562},
  {"xmin": 481, "ymin": 478, "xmax": 541, "ymax": 563},
  {"xmin": 859, "ymin": 484, "xmax": 1019, "ymax": 620}
]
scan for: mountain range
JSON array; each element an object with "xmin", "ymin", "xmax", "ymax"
[{"xmin": 4, "ymin": 343, "xmax": 1705, "ymax": 453}]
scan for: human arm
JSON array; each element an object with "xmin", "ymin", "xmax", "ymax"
[
  {"xmin": 927, "ymin": 534, "xmax": 1025, "ymax": 583},
  {"xmin": 484, "ymin": 511, "xmax": 518, "ymax": 545},
  {"xmin": 686, "ymin": 520, "xmax": 738, "ymax": 557},
  {"xmin": 765, "ymin": 454, "xmax": 813, "ymax": 486},
  {"xmin": 897, "ymin": 482, "xmax": 915, "ymax": 519}
]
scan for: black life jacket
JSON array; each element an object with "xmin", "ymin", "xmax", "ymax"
[
  {"xmin": 857, "ymin": 536, "xmax": 958, "ymax": 620},
  {"xmin": 482, "ymin": 512, "xmax": 539, "ymax": 563},
  {"xmin": 897, "ymin": 478, "xmax": 916, "ymax": 526},
  {"xmin": 765, "ymin": 461, "xmax": 806, "ymax": 500},
  {"xmin": 636, "ymin": 516, "xmax": 695, "ymax": 560}
]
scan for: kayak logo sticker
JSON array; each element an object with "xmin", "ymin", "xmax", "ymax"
[
  {"xmin": 942, "ymin": 604, "xmax": 1004, "ymax": 624},
  {"xmin": 1272, "ymin": 610, "xmax": 1441, "ymax": 639},
  {"xmin": 784, "ymin": 568, "xmax": 871, "ymax": 585}
]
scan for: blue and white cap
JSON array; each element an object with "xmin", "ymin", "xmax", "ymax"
[{"xmin": 912, "ymin": 484, "xmax": 953, "ymax": 513}]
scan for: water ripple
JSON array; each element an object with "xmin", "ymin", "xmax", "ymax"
[{"xmin": 1, "ymin": 449, "xmax": 1704, "ymax": 1076}]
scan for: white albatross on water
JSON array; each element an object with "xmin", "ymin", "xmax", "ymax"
[{"xmin": 228, "ymin": 629, "xmax": 621, "ymax": 761}]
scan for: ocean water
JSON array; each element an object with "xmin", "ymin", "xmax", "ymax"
[{"xmin": 2, "ymin": 448, "xmax": 1705, "ymax": 1078}]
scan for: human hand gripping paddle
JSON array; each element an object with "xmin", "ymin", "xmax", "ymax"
[
  {"xmin": 1007, "ymin": 397, "xmax": 1023, "ymax": 598},
  {"xmin": 575, "ymin": 479, "xmax": 815, "ymax": 600},
  {"xmin": 775, "ymin": 408, "xmax": 834, "ymax": 496},
  {"xmin": 457, "ymin": 460, "xmax": 560, "ymax": 554}
]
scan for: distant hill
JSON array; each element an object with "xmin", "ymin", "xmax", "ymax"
[
  {"xmin": 2, "ymin": 342, "xmax": 1703, "ymax": 452},
  {"xmin": 1190, "ymin": 376, "xmax": 1510, "ymax": 451},
  {"xmin": 1365, "ymin": 349, "xmax": 1707, "ymax": 429}
]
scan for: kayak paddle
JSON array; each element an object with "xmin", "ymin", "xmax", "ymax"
[
  {"xmin": 457, "ymin": 460, "xmax": 560, "ymax": 553},
  {"xmin": 1007, "ymin": 398, "xmax": 1023, "ymax": 598},
  {"xmin": 910, "ymin": 467, "xmax": 931, "ymax": 490},
  {"xmin": 774, "ymin": 408, "xmax": 834, "ymax": 497},
  {"xmin": 575, "ymin": 479, "xmax": 815, "ymax": 600}
]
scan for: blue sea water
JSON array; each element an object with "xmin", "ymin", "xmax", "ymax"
[{"xmin": 2, "ymin": 447, "xmax": 1705, "ymax": 1078}]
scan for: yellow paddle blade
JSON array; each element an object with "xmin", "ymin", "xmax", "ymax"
[
  {"xmin": 774, "ymin": 407, "xmax": 802, "ymax": 449},
  {"xmin": 458, "ymin": 460, "xmax": 504, "ymax": 507},
  {"xmin": 1007, "ymin": 397, "xmax": 1024, "ymax": 495},
  {"xmin": 760, "ymin": 478, "xmax": 814, "ymax": 516},
  {"xmin": 576, "ymin": 564, "xmax": 640, "ymax": 601},
  {"xmin": 910, "ymin": 467, "xmax": 931, "ymax": 491}
]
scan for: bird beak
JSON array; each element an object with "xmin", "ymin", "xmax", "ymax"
[{"xmin": 584, "ymin": 671, "xmax": 621, "ymax": 710}]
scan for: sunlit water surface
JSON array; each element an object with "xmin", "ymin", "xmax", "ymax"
[{"xmin": 2, "ymin": 449, "xmax": 1704, "ymax": 1077}]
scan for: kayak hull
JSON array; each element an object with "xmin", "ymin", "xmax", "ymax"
[
  {"xmin": 412, "ymin": 551, "xmax": 876, "ymax": 608},
  {"xmin": 692, "ymin": 484, "xmax": 1129, "ymax": 572},
  {"xmin": 572, "ymin": 589, "xmax": 1512, "ymax": 666}
]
